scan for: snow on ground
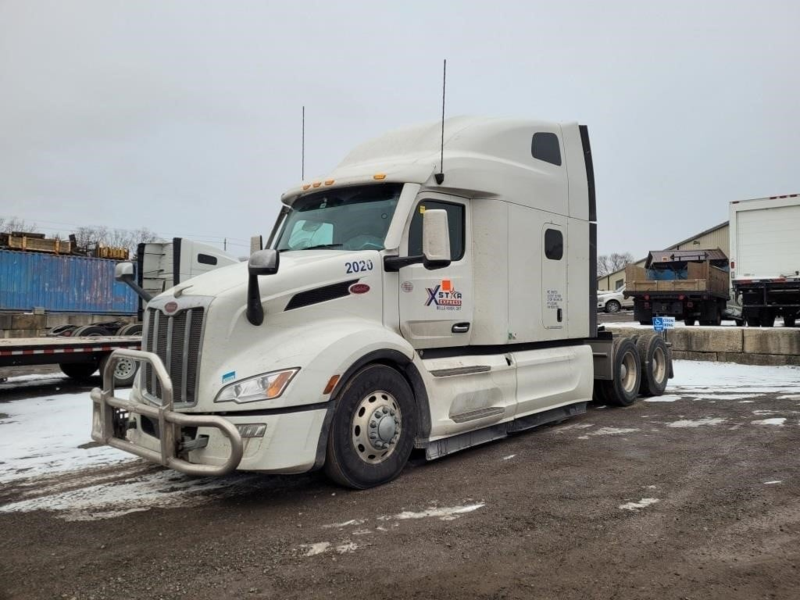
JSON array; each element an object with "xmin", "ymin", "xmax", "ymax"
[
  {"xmin": 668, "ymin": 360, "xmax": 800, "ymax": 400},
  {"xmin": 1, "ymin": 359, "xmax": 799, "ymax": 520},
  {"xmin": 604, "ymin": 319, "xmax": 789, "ymax": 330},
  {"xmin": 0, "ymin": 389, "xmax": 133, "ymax": 483}
]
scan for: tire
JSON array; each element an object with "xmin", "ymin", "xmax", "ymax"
[
  {"xmin": 747, "ymin": 316, "xmax": 761, "ymax": 327},
  {"xmin": 116, "ymin": 323, "xmax": 143, "ymax": 336},
  {"xmin": 59, "ymin": 362, "xmax": 98, "ymax": 381},
  {"xmin": 638, "ymin": 319, "xmax": 653, "ymax": 326},
  {"xmin": 100, "ymin": 353, "xmax": 138, "ymax": 387},
  {"xmin": 760, "ymin": 310, "xmax": 776, "ymax": 328},
  {"xmin": 784, "ymin": 315, "xmax": 797, "ymax": 328},
  {"xmin": 72, "ymin": 325, "xmax": 111, "ymax": 337},
  {"xmin": 636, "ymin": 334, "xmax": 669, "ymax": 397},
  {"xmin": 324, "ymin": 364, "xmax": 417, "ymax": 489},
  {"xmin": 684, "ymin": 317, "xmax": 695, "ymax": 326},
  {"xmin": 598, "ymin": 337, "xmax": 641, "ymax": 407},
  {"xmin": 605, "ymin": 300, "xmax": 621, "ymax": 314}
]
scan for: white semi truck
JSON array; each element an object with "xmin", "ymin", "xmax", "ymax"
[
  {"xmin": 91, "ymin": 117, "xmax": 672, "ymax": 488},
  {"xmin": 729, "ymin": 194, "xmax": 800, "ymax": 327}
]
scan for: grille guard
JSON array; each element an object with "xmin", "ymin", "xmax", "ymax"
[{"xmin": 90, "ymin": 349, "xmax": 244, "ymax": 476}]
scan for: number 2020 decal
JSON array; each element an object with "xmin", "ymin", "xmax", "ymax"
[{"xmin": 345, "ymin": 260, "xmax": 373, "ymax": 274}]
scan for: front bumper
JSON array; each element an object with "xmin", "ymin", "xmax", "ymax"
[{"xmin": 90, "ymin": 349, "xmax": 244, "ymax": 476}]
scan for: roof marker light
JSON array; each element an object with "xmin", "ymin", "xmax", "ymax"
[
  {"xmin": 324, "ymin": 179, "xmax": 335, "ymax": 186},
  {"xmin": 302, "ymin": 184, "xmax": 311, "ymax": 190},
  {"xmin": 312, "ymin": 182, "xmax": 322, "ymax": 188},
  {"xmin": 373, "ymin": 173, "xmax": 387, "ymax": 180}
]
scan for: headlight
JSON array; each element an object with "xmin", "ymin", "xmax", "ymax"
[{"xmin": 215, "ymin": 368, "xmax": 299, "ymax": 404}]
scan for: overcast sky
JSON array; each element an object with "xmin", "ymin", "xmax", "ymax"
[{"xmin": 1, "ymin": 0, "xmax": 798, "ymax": 257}]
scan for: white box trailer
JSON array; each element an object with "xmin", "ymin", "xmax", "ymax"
[
  {"xmin": 91, "ymin": 117, "xmax": 673, "ymax": 488},
  {"xmin": 729, "ymin": 194, "xmax": 800, "ymax": 327}
]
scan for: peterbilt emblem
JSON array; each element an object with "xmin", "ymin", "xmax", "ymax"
[
  {"xmin": 164, "ymin": 301, "xmax": 178, "ymax": 313},
  {"xmin": 349, "ymin": 283, "xmax": 370, "ymax": 295}
]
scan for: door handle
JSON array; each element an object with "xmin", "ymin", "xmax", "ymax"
[
  {"xmin": 452, "ymin": 322, "xmax": 470, "ymax": 334},
  {"xmin": 557, "ymin": 309, "xmax": 563, "ymax": 322}
]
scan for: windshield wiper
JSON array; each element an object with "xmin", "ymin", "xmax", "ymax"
[{"xmin": 279, "ymin": 243, "xmax": 344, "ymax": 252}]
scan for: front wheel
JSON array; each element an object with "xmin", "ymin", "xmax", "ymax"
[
  {"xmin": 325, "ymin": 364, "xmax": 417, "ymax": 489},
  {"xmin": 605, "ymin": 300, "xmax": 621, "ymax": 314}
]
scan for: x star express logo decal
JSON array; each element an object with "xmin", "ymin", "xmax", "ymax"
[{"xmin": 425, "ymin": 279, "xmax": 463, "ymax": 310}]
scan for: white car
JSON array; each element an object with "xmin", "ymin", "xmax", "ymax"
[{"xmin": 597, "ymin": 286, "xmax": 633, "ymax": 313}]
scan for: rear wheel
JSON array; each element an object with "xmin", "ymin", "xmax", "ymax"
[
  {"xmin": 325, "ymin": 365, "xmax": 417, "ymax": 489},
  {"xmin": 72, "ymin": 325, "xmax": 110, "ymax": 337},
  {"xmin": 760, "ymin": 309, "xmax": 776, "ymax": 328},
  {"xmin": 598, "ymin": 337, "xmax": 641, "ymax": 407},
  {"xmin": 116, "ymin": 323, "xmax": 143, "ymax": 336},
  {"xmin": 684, "ymin": 317, "xmax": 695, "ymax": 326},
  {"xmin": 783, "ymin": 314, "xmax": 796, "ymax": 328},
  {"xmin": 636, "ymin": 334, "xmax": 669, "ymax": 397},
  {"xmin": 59, "ymin": 362, "xmax": 98, "ymax": 381},
  {"xmin": 747, "ymin": 316, "xmax": 761, "ymax": 327},
  {"xmin": 605, "ymin": 300, "xmax": 621, "ymax": 314}
]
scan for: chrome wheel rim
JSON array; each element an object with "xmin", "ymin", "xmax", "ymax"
[
  {"xmin": 351, "ymin": 390, "xmax": 401, "ymax": 464},
  {"xmin": 621, "ymin": 351, "xmax": 637, "ymax": 394},
  {"xmin": 652, "ymin": 347, "xmax": 667, "ymax": 384}
]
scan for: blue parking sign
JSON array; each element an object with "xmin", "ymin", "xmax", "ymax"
[{"xmin": 653, "ymin": 316, "xmax": 675, "ymax": 332}]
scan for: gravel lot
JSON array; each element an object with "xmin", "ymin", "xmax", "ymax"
[{"xmin": 1, "ymin": 362, "xmax": 800, "ymax": 600}]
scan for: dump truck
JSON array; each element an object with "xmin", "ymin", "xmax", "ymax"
[
  {"xmin": 729, "ymin": 194, "xmax": 800, "ymax": 327},
  {"xmin": 625, "ymin": 249, "xmax": 730, "ymax": 326},
  {"xmin": 91, "ymin": 117, "xmax": 673, "ymax": 489}
]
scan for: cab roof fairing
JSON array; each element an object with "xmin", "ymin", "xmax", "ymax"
[{"xmin": 281, "ymin": 116, "xmax": 575, "ymax": 209}]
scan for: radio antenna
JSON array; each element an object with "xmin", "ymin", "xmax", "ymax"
[
  {"xmin": 301, "ymin": 105, "xmax": 306, "ymax": 180},
  {"xmin": 435, "ymin": 59, "xmax": 446, "ymax": 185}
]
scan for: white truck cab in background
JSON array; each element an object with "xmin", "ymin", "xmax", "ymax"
[{"xmin": 93, "ymin": 117, "xmax": 671, "ymax": 488}]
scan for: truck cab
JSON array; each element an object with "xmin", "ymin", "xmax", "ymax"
[{"xmin": 92, "ymin": 117, "xmax": 662, "ymax": 488}]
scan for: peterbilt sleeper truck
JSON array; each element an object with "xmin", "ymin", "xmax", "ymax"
[{"xmin": 92, "ymin": 117, "xmax": 672, "ymax": 488}]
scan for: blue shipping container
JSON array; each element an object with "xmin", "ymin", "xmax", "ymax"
[{"xmin": 0, "ymin": 250, "xmax": 137, "ymax": 314}]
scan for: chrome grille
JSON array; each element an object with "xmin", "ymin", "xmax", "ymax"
[{"xmin": 143, "ymin": 307, "xmax": 204, "ymax": 404}]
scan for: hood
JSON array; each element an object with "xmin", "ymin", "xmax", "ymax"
[{"xmin": 160, "ymin": 250, "xmax": 376, "ymax": 301}]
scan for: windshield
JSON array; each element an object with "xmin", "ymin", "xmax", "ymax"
[{"xmin": 275, "ymin": 184, "xmax": 402, "ymax": 252}]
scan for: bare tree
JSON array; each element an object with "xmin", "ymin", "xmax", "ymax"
[
  {"xmin": 597, "ymin": 252, "xmax": 635, "ymax": 277},
  {"xmin": 72, "ymin": 225, "xmax": 159, "ymax": 257},
  {"xmin": 0, "ymin": 216, "xmax": 38, "ymax": 234}
]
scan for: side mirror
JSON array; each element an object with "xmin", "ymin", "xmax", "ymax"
[
  {"xmin": 249, "ymin": 235, "xmax": 263, "ymax": 255},
  {"xmin": 421, "ymin": 209, "xmax": 451, "ymax": 270},
  {"xmin": 383, "ymin": 209, "xmax": 453, "ymax": 272},
  {"xmin": 114, "ymin": 261, "xmax": 152, "ymax": 302},
  {"xmin": 246, "ymin": 249, "xmax": 280, "ymax": 325},
  {"xmin": 114, "ymin": 261, "xmax": 135, "ymax": 282}
]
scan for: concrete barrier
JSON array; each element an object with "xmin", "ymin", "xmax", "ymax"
[{"xmin": 605, "ymin": 324, "xmax": 800, "ymax": 367}]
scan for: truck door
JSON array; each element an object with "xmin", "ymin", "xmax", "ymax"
[
  {"xmin": 541, "ymin": 223, "xmax": 567, "ymax": 330},
  {"xmin": 398, "ymin": 194, "xmax": 473, "ymax": 349}
]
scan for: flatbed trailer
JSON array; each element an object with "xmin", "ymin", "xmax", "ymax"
[{"xmin": 0, "ymin": 336, "xmax": 141, "ymax": 385}]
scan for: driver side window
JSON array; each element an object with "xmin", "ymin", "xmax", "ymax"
[{"xmin": 408, "ymin": 200, "xmax": 465, "ymax": 261}]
